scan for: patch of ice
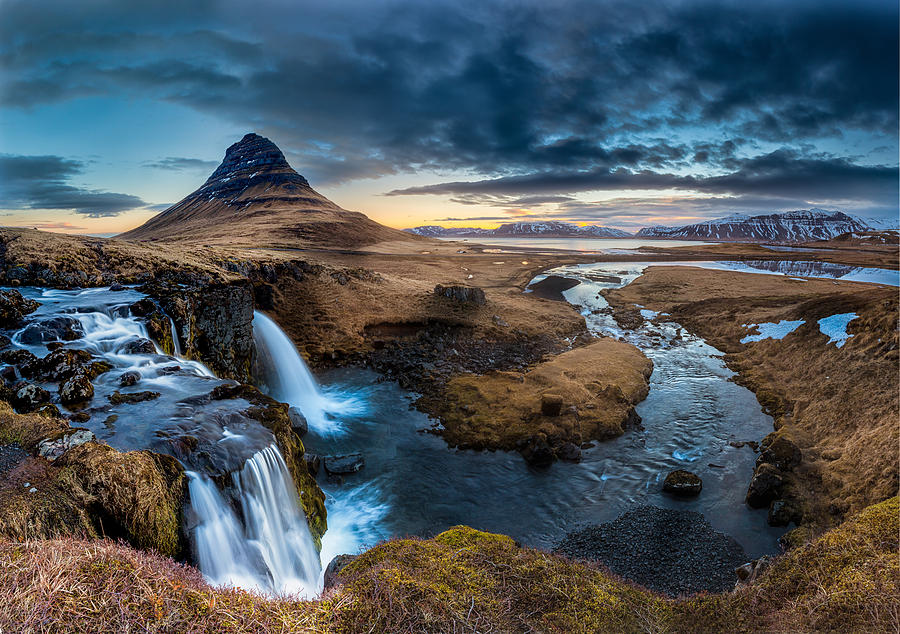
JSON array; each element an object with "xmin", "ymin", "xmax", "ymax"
[
  {"xmin": 740, "ymin": 320, "xmax": 805, "ymax": 344},
  {"xmin": 817, "ymin": 313, "xmax": 858, "ymax": 348},
  {"xmin": 639, "ymin": 309, "xmax": 658, "ymax": 319}
]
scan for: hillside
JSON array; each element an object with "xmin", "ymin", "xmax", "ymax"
[
  {"xmin": 637, "ymin": 209, "xmax": 873, "ymax": 242},
  {"xmin": 119, "ymin": 133, "xmax": 420, "ymax": 248}
]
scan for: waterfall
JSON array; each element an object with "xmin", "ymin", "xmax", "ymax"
[
  {"xmin": 169, "ymin": 317, "xmax": 182, "ymax": 356},
  {"xmin": 187, "ymin": 445, "xmax": 322, "ymax": 596},
  {"xmin": 252, "ymin": 310, "xmax": 361, "ymax": 435}
]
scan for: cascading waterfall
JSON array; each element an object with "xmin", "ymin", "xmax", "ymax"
[
  {"xmin": 187, "ymin": 445, "xmax": 321, "ymax": 596},
  {"xmin": 251, "ymin": 310, "xmax": 362, "ymax": 434},
  {"xmin": 9, "ymin": 287, "xmax": 325, "ymax": 596}
]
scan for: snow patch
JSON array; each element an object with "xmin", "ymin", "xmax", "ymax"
[
  {"xmin": 817, "ymin": 313, "xmax": 858, "ymax": 348},
  {"xmin": 740, "ymin": 320, "xmax": 805, "ymax": 344}
]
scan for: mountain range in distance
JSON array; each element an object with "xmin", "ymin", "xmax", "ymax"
[{"xmin": 406, "ymin": 209, "xmax": 899, "ymax": 243}]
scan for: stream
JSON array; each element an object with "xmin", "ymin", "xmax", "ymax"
[{"xmin": 3, "ymin": 258, "xmax": 893, "ymax": 597}]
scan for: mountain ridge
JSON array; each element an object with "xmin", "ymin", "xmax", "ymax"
[{"xmin": 405, "ymin": 221, "xmax": 631, "ymax": 239}]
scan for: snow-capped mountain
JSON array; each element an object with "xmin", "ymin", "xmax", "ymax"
[
  {"xmin": 635, "ymin": 209, "xmax": 873, "ymax": 242},
  {"xmin": 404, "ymin": 221, "xmax": 631, "ymax": 238}
]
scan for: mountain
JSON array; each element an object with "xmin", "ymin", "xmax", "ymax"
[
  {"xmin": 119, "ymin": 133, "xmax": 417, "ymax": 247},
  {"xmin": 405, "ymin": 221, "xmax": 631, "ymax": 238},
  {"xmin": 635, "ymin": 209, "xmax": 873, "ymax": 242}
]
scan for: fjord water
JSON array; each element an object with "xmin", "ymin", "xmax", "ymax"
[{"xmin": 8, "ymin": 287, "xmax": 323, "ymax": 596}]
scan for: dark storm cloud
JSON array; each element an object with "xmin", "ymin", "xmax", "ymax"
[
  {"xmin": 0, "ymin": 0, "xmax": 896, "ymax": 214},
  {"xmin": 388, "ymin": 150, "xmax": 898, "ymax": 207},
  {"xmin": 0, "ymin": 155, "xmax": 147, "ymax": 216},
  {"xmin": 144, "ymin": 157, "xmax": 220, "ymax": 171}
]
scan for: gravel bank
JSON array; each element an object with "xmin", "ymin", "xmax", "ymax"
[{"xmin": 555, "ymin": 505, "xmax": 750, "ymax": 596}]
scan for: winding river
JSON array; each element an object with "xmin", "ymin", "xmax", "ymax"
[{"xmin": 3, "ymin": 258, "xmax": 895, "ymax": 597}]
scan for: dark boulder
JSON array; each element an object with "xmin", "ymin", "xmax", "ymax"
[
  {"xmin": 746, "ymin": 463, "xmax": 784, "ymax": 508},
  {"xmin": 0, "ymin": 366, "xmax": 16, "ymax": 384},
  {"xmin": 434, "ymin": 284, "xmax": 486, "ymax": 306},
  {"xmin": 12, "ymin": 382, "xmax": 51, "ymax": 412},
  {"xmin": 108, "ymin": 390, "xmax": 161, "ymax": 405},
  {"xmin": 122, "ymin": 338, "xmax": 156, "ymax": 354},
  {"xmin": 324, "ymin": 453, "xmax": 364, "ymax": 475},
  {"xmin": 59, "ymin": 373, "xmax": 94, "ymax": 405},
  {"xmin": 663, "ymin": 470, "xmax": 703, "ymax": 497},
  {"xmin": 0, "ymin": 348, "xmax": 37, "ymax": 367},
  {"xmin": 288, "ymin": 406, "xmax": 308, "ymax": 435},
  {"xmin": 305, "ymin": 453, "xmax": 321, "ymax": 476},
  {"xmin": 129, "ymin": 298, "xmax": 157, "ymax": 317},
  {"xmin": 556, "ymin": 441, "xmax": 582, "ymax": 462},
  {"xmin": 109, "ymin": 283, "xmax": 126, "ymax": 292},
  {"xmin": 119, "ymin": 370, "xmax": 141, "ymax": 387},
  {"xmin": 520, "ymin": 436, "xmax": 555, "ymax": 467},
  {"xmin": 25, "ymin": 348, "xmax": 92, "ymax": 382},
  {"xmin": 767, "ymin": 500, "xmax": 796, "ymax": 527},
  {"xmin": 756, "ymin": 431, "xmax": 802, "ymax": 472},
  {"xmin": 0, "ymin": 289, "xmax": 39, "ymax": 328},
  {"xmin": 323, "ymin": 554, "xmax": 358, "ymax": 589},
  {"xmin": 17, "ymin": 316, "xmax": 84, "ymax": 344}
]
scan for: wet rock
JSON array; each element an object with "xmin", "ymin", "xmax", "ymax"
[
  {"xmin": 756, "ymin": 431, "xmax": 802, "ymax": 472},
  {"xmin": 288, "ymin": 406, "xmax": 308, "ymax": 436},
  {"xmin": 59, "ymin": 374, "xmax": 94, "ymax": 405},
  {"xmin": 767, "ymin": 500, "xmax": 795, "ymax": 527},
  {"xmin": 129, "ymin": 298, "xmax": 157, "ymax": 317},
  {"xmin": 324, "ymin": 554, "xmax": 358, "ymax": 589},
  {"xmin": 434, "ymin": 284, "xmax": 486, "ymax": 306},
  {"xmin": 663, "ymin": 470, "xmax": 703, "ymax": 497},
  {"xmin": 37, "ymin": 429, "xmax": 95, "ymax": 461},
  {"xmin": 45, "ymin": 341, "xmax": 64, "ymax": 352},
  {"xmin": 0, "ymin": 289, "xmax": 39, "ymax": 328},
  {"xmin": 541, "ymin": 394, "xmax": 564, "ymax": 417},
  {"xmin": 0, "ymin": 348, "xmax": 37, "ymax": 367},
  {"xmin": 119, "ymin": 370, "xmax": 141, "ymax": 387},
  {"xmin": 13, "ymin": 382, "xmax": 51, "ymax": 412},
  {"xmin": 17, "ymin": 316, "xmax": 84, "ymax": 344},
  {"xmin": 0, "ymin": 334, "xmax": 10, "ymax": 350},
  {"xmin": 746, "ymin": 463, "xmax": 784, "ymax": 508},
  {"xmin": 324, "ymin": 453, "xmax": 364, "ymax": 475},
  {"xmin": 35, "ymin": 403, "xmax": 62, "ymax": 418},
  {"xmin": 735, "ymin": 556, "xmax": 773, "ymax": 586},
  {"xmin": 520, "ymin": 436, "xmax": 555, "ymax": 467},
  {"xmin": 305, "ymin": 453, "xmax": 321, "ymax": 476},
  {"xmin": 108, "ymin": 390, "xmax": 161, "ymax": 405},
  {"xmin": 0, "ymin": 366, "xmax": 17, "ymax": 384},
  {"xmin": 25, "ymin": 348, "xmax": 93, "ymax": 382},
  {"xmin": 122, "ymin": 338, "xmax": 156, "ymax": 354},
  {"xmin": 556, "ymin": 441, "xmax": 582, "ymax": 462},
  {"xmin": 109, "ymin": 283, "xmax": 126, "ymax": 292},
  {"xmin": 69, "ymin": 411, "xmax": 91, "ymax": 423}
]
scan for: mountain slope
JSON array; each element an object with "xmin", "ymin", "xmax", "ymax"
[
  {"xmin": 405, "ymin": 221, "xmax": 631, "ymax": 238},
  {"xmin": 119, "ymin": 133, "xmax": 418, "ymax": 248},
  {"xmin": 636, "ymin": 209, "xmax": 872, "ymax": 242}
]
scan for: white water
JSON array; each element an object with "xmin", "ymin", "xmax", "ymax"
[
  {"xmin": 169, "ymin": 317, "xmax": 182, "ymax": 356},
  {"xmin": 9, "ymin": 288, "xmax": 324, "ymax": 596},
  {"xmin": 187, "ymin": 445, "xmax": 322, "ymax": 596},
  {"xmin": 252, "ymin": 311, "xmax": 364, "ymax": 435}
]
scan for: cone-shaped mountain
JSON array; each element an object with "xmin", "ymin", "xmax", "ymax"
[{"xmin": 119, "ymin": 133, "xmax": 417, "ymax": 247}]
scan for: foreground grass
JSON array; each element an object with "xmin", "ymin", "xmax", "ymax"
[{"xmin": 0, "ymin": 497, "xmax": 896, "ymax": 633}]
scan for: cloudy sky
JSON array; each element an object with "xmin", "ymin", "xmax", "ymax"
[{"xmin": 0, "ymin": 0, "xmax": 897, "ymax": 235}]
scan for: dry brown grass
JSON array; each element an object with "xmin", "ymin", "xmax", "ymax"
[
  {"xmin": 0, "ymin": 497, "xmax": 895, "ymax": 633},
  {"xmin": 428, "ymin": 338, "xmax": 653, "ymax": 450}
]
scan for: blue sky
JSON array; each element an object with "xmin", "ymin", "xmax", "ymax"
[{"xmin": 0, "ymin": 0, "xmax": 897, "ymax": 235}]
